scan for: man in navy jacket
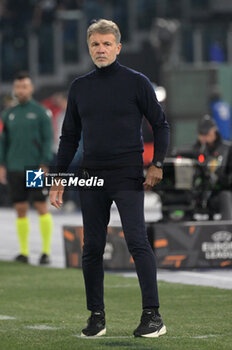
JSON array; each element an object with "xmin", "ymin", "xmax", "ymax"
[{"xmin": 50, "ymin": 19, "xmax": 169, "ymax": 338}]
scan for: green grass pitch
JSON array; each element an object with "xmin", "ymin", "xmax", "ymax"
[{"xmin": 0, "ymin": 261, "xmax": 231, "ymax": 350}]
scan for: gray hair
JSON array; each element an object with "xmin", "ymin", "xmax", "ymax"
[{"xmin": 87, "ymin": 19, "xmax": 121, "ymax": 44}]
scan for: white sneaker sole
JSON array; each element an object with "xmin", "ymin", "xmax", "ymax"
[
  {"xmin": 140, "ymin": 325, "xmax": 167, "ymax": 338},
  {"xmin": 81, "ymin": 328, "xmax": 106, "ymax": 337}
]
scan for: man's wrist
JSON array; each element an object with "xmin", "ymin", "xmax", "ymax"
[{"xmin": 150, "ymin": 161, "xmax": 163, "ymax": 169}]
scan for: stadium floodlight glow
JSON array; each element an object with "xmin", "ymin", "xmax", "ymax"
[{"xmin": 152, "ymin": 83, "xmax": 167, "ymax": 102}]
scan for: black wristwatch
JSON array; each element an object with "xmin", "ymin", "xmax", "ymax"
[{"xmin": 151, "ymin": 161, "xmax": 163, "ymax": 169}]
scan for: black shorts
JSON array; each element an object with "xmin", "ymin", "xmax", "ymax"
[{"xmin": 7, "ymin": 171, "xmax": 48, "ymax": 204}]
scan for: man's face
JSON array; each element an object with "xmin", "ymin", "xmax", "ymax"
[
  {"xmin": 13, "ymin": 78, "xmax": 34, "ymax": 103},
  {"xmin": 198, "ymin": 127, "xmax": 217, "ymax": 146},
  {"xmin": 88, "ymin": 32, "xmax": 122, "ymax": 68}
]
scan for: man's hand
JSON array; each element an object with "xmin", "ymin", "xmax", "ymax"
[
  {"xmin": 143, "ymin": 165, "xmax": 163, "ymax": 191},
  {"xmin": 49, "ymin": 179, "xmax": 64, "ymax": 209},
  {"xmin": 0, "ymin": 165, "xmax": 7, "ymax": 184},
  {"xmin": 40, "ymin": 164, "xmax": 49, "ymax": 176}
]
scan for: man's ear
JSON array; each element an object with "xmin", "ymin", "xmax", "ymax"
[{"xmin": 117, "ymin": 43, "xmax": 122, "ymax": 55}]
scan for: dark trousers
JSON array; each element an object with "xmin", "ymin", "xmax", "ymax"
[{"xmin": 79, "ymin": 167, "xmax": 159, "ymax": 311}]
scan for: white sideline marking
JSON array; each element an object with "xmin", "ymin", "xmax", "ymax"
[
  {"xmin": 191, "ymin": 335, "xmax": 217, "ymax": 339},
  {"xmin": 26, "ymin": 325, "xmax": 60, "ymax": 330},
  {"xmin": 122, "ymin": 273, "xmax": 137, "ymax": 278},
  {"xmin": 73, "ymin": 334, "xmax": 219, "ymax": 340},
  {"xmin": 73, "ymin": 335, "xmax": 133, "ymax": 339},
  {"xmin": 166, "ymin": 335, "xmax": 219, "ymax": 339},
  {"xmin": 0, "ymin": 315, "xmax": 16, "ymax": 320},
  {"xmin": 179, "ymin": 271, "xmax": 232, "ymax": 282},
  {"xmin": 138, "ymin": 270, "xmax": 232, "ymax": 283},
  {"xmin": 105, "ymin": 284, "xmax": 137, "ymax": 288}
]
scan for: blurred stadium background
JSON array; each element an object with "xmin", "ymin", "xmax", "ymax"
[
  {"xmin": 0, "ymin": 0, "xmax": 232, "ymax": 261},
  {"xmin": 0, "ymin": 1, "xmax": 232, "ymax": 258},
  {"xmin": 1, "ymin": 0, "xmax": 232, "ymax": 148},
  {"xmin": 1, "ymin": 1, "xmax": 232, "ymax": 347}
]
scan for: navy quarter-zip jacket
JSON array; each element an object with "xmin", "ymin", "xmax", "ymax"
[{"xmin": 56, "ymin": 60, "xmax": 170, "ymax": 172}]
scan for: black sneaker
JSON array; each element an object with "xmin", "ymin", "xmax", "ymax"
[
  {"xmin": 133, "ymin": 309, "xmax": 166, "ymax": 338},
  {"xmin": 15, "ymin": 254, "xmax": 28, "ymax": 263},
  {"xmin": 39, "ymin": 254, "xmax": 50, "ymax": 265},
  {"xmin": 81, "ymin": 311, "xmax": 106, "ymax": 337}
]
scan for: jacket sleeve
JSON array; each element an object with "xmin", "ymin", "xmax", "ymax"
[
  {"xmin": 136, "ymin": 74, "xmax": 170, "ymax": 166},
  {"xmin": 56, "ymin": 82, "xmax": 82, "ymax": 173},
  {"xmin": 39, "ymin": 107, "xmax": 54, "ymax": 165}
]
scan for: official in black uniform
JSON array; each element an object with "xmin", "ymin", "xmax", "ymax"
[{"xmin": 50, "ymin": 19, "xmax": 170, "ymax": 338}]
